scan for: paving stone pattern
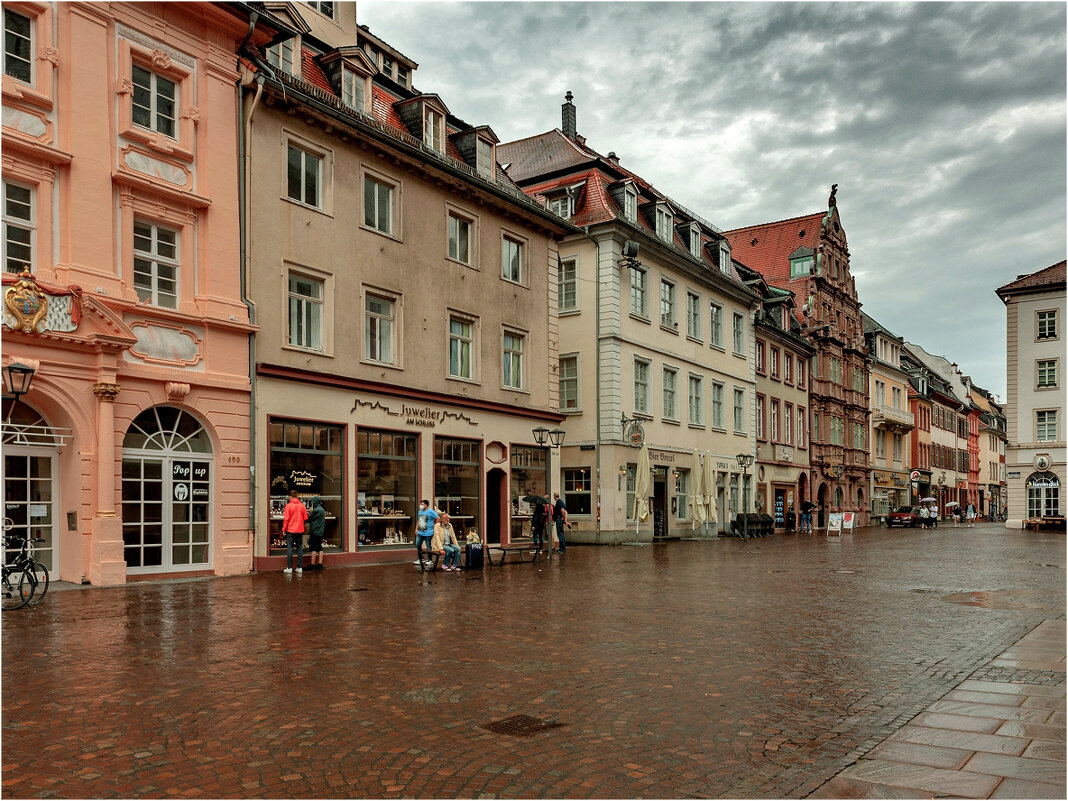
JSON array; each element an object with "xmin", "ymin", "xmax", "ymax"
[{"xmin": 3, "ymin": 523, "xmax": 1064, "ymax": 799}]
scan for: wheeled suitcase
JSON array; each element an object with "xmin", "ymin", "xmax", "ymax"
[{"xmin": 464, "ymin": 543, "xmax": 484, "ymax": 570}]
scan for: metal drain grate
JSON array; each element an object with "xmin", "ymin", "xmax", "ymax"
[{"xmin": 481, "ymin": 714, "xmax": 565, "ymax": 738}]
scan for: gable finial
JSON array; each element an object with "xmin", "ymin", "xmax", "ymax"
[{"xmin": 828, "ymin": 183, "xmax": 838, "ymax": 208}]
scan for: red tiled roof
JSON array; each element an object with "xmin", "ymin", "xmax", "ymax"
[
  {"xmin": 996, "ymin": 260, "xmax": 1066, "ymax": 296},
  {"xmin": 301, "ymin": 48, "xmax": 334, "ymax": 95},
  {"xmin": 724, "ymin": 213, "xmax": 825, "ymax": 288}
]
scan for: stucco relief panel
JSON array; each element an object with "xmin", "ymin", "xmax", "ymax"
[
  {"xmin": 126, "ymin": 320, "xmax": 205, "ymax": 369},
  {"xmin": 1, "ymin": 105, "xmax": 51, "ymax": 141},
  {"xmin": 121, "ymin": 146, "xmax": 191, "ymax": 188}
]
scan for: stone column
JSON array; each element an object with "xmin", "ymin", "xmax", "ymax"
[{"xmin": 88, "ymin": 382, "xmax": 125, "ymax": 585}]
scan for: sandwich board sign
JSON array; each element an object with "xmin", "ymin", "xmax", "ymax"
[{"xmin": 827, "ymin": 513, "xmax": 844, "ymax": 536}]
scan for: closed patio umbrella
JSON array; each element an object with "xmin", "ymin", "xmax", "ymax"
[
  {"xmin": 690, "ymin": 449, "xmax": 706, "ymax": 528},
  {"xmin": 703, "ymin": 451, "xmax": 717, "ymax": 531},
  {"xmin": 633, "ymin": 442, "xmax": 651, "ymax": 535}
]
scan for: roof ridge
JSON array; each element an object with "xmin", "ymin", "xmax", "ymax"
[{"xmin": 724, "ymin": 210, "xmax": 826, "ymax": 235}]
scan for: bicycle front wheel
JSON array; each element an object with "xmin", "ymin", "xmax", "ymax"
[
  {"xmin": 26, "ymin": 561, "xmax": 48, "ymax": 606},
  {"xmin": 1, "ymin": 567, "xmax": 36, "ymax": 611}
]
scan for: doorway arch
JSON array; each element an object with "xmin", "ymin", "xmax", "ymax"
[
  {"xmin": 2, "ymin": 400, "xmax": 61, "ymax": 574},
  {"xmin": 121, "ymin": 406, "xmax": 214, "ymax": 573},
  {"xmin": 816, "ymin": 482, "xmax": 829, "ymax": 528}
]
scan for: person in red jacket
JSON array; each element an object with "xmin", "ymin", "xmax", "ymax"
[{"xmin": 282, "ymin": 490, "xmax": 309, "ymax": 574}]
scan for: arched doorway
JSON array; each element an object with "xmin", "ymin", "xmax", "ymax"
[
  {"xmin": 816, "ymin": 482, "xmax": 829, "ymax": 528},
  {"xmin": 1026, "ymin": 472, "xmax": 1061, "ymax": 518},
  {"xmin": 797, "ymin": 472, "xmax": 808, "ymax": 503},
  {"xmin": 121, "ymin": 406, "xmax": 213, "ymax": 573},
  {"xmin": 485, "ymin": 467, "xmax": 506, "ymax": 545},
  {"xmin": 2, "ymin": 400, "xmax": 61, "ymax": 574}
]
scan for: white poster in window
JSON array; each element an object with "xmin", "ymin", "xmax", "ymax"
[{"xmin": 30, "ymin": 504, "xmax": 48, "ymax": 518}]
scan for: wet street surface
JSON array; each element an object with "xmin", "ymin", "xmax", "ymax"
[{"xmin": 3, "ymin": 523, "xmax": 1065, "ymax": 799}]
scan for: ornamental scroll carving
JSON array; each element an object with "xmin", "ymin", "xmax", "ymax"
[
  {"xmin": 40, "ymin": 47, "xmax": 58, "ymax": 66},
  {"xmin": 151, "ymin": 50, "xmax": 171, "ymax": 70},
  {"xmin": 93, "ymin": 383, "xmax": 121, "ymax": 402}
]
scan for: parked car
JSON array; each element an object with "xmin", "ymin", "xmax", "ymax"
[{"xmin": 886, "ymin": 506, "xmax": 921, "ymax": 527}]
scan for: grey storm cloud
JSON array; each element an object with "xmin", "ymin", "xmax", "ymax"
[{"xmin": 361, "ymin": 1, "xmax": 1066, "ymax": 399}]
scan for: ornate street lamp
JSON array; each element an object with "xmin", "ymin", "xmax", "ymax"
[
  {"xmin": 3, "ymin": 361, "xmax": 36, "ymax": 423},
  {"xmin": 736, "ymin": 453, "xmax": 753, "ymax": 541},
  {"xmin": 532, "ymin": 425, "xmax": 566, "ymax": 559}
]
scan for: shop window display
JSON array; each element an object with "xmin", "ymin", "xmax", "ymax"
[
  {"xmin": 269, "ymin": 420, "xmax": 343, "ymax": 553},
  {"xmin": 357, "ymin": 429, "xmax": 417, "ymax": 546},
  {"xmin": 509, "ymin": 445, "xmax": 546, "ymax": 541},
  {"xmin": 434, "ymin": 437, "xmax": 481, "ymax": 541}
]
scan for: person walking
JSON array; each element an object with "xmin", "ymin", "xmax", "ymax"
[
  {"xmin": 432, "ymin": 513, "xmax": 461, "ymax": 571},
  {"xmin": 282, "ymin": 490, "xmax": 308, "ymax": 573},
  {"xmin": 919, "ymin": 504, "xmax": 930, "ymax": 529},
  {"xmin": 799, "ymin": 500, "xmax": 815, "ymax": 534},
  {"xmin": 306, "ymin": 496, "xmax": 326, "ymax": 570},
  {"xmin": 530, "ymin": 497, "xmax": 549, "ymax": 554},
  {"xmin": 966, "ymin": 502, "xmax": 977, "ymax": 527},
  {"xmin": 552, "ymin": 492, "xmax": 569, "ymax": 554},
  {"xmin": 413, "ymin": 499, "xmax": 438, "ymax": 568}
]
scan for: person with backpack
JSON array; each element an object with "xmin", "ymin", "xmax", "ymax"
[
  {"xmin": 552, "ymin": 492, "xmax": 569, "ymax": 554},
  {"xmin": 282, "ymin": 490, "xmax": 308, "ymax": 573},
  {"xmin": 306, "ymin": 496, "xmax": 326, "ymax": 570}
]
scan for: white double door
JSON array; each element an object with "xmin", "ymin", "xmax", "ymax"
[{"xmin": 3, "ymin": 448, "xmax": 58, "ymax": 572}]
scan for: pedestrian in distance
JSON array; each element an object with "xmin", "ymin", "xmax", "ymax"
[
  {"xmin": 953, "ymin": 505, "xmax": 962, "ymax": 527},
  {"xmin": 413, "ymin": 499, "xmax": 438, "ymax": 568},
  {"xmin": 930, "ymin": 503, "xmax": 939, "ymax": 529},
  {"xmin": 306, "ymin": 496, "xmax": 326, "ymax": 570},
  {"xmin": 530, "ymin": 497, "xmax": 549, "ymax": 554},
  {"xmin": 282, "ymin": 490, "xmax": 308, "ymax": 573},
  {"xmin": 799, "ymin": 499, "xmax": 815, "ymax": 533},
  {"xmin": 432, "ymin": 513, "xmax": 461, "ymax": 571},
  {"xmin": 919, "ymin": 504, "xmax": 930, "ymax": 529},
  {"xmin": 966, "ymin": 502, "xmax": 977, "ymax": 527},
  {"xmin": 552, "ymin": 492, "xmax": 569, "ymax": 553}
]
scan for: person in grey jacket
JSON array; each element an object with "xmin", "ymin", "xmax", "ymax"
[{"xmin": 307, "ymin": 496, "xmax": 326, "ymax": 571}]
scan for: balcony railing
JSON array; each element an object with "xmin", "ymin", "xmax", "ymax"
[{"xmin": 872, "ymin": 404, "xmax": 915, "ymax": 431}]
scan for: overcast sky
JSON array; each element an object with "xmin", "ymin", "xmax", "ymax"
[{"xmin": 360, "ymin": 1, "xmax": 1066, "ymax": 400}]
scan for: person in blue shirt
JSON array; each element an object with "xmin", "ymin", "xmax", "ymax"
[{"xmin": 413, "ymin": 499, "xmax": 438, "ymax": 568}]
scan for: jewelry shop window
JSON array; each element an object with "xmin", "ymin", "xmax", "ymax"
[
  {"xmin": 357, "ymin": 429, "xmax": 417, "ymax": 547},
  {"xmin": 268, "ymin": 420, "xmax": 344, "ymax": 554},
  {"xmin": 434, "ymin": 437, "xmax": 481, "ymax": 541},
  {"xmin": 509, "ymin": 445, "xmax": 546, "ymax": 542}
]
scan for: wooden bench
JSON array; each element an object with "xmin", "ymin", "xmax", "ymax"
[
  {"xmin": 486, "ymin": 545, "xmax": 540, "ymax": 566},
  {"xmin": 1026, "ymin": 516, "xmax": 1066, "ymax": 531}
]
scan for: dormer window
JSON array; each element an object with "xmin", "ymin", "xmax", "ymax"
[
  {"xmin": 305, "ymin": 1, "xmax": 335, "ymax": 18},
  {"xmin": 267, "ymin": 39, "xmax": 296, "ymax": 75},
  {"xmin": 790, "ymin": 256, "xmax": 811, "ymax": 277},
  {"xmin": 687, "ymin": 223, "xmax": 701, "ymax": 259},
  {"xmin": 476, "ymin": 138, "xmax": 494, "ymax": 180},
  {"xmin": 341, "ymin": 67, "xmax": 367, "ymax": 111},
  {"xmin": 655, "ymin": 205, "xmax": 673, "ymax": 242},
  {"xmin": 424, "ymin": 107, "xmax": 444, "ymax": 152},
  {"xmin": 381, "ymin": 55, "xmax": 394, "ymax": 78},
  {"xmin": 548, "ymin": 195, "xmax": 572, "ymax": 219},
  {"xmin": 624, "ymin": 187, "xmax": 637, "ymax": 222},
  {"xmin": 396, "ymin": 64, "xmax": 409, "ymax": 87},
  {"xmin": 718, "ymin": 243, "xmax": 731, "ymax": 274}
]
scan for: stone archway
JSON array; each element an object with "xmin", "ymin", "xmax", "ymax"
[{"xmin": 816, "ymin": 482, "xmax": 829, "ymax": 528}]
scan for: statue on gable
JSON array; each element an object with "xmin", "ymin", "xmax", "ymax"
[{"xmin": 828, "ymin": 183, "xmax": 838, "ymax": 208}]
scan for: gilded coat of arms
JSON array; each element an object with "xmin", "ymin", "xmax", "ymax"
[{"xmin": 4, "ymin": 270, "xmax": 49, "ymax": 334}]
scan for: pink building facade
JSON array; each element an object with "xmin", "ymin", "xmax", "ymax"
[{"xmin": 2, "ymin": 2, "xmax": 283, "ymax": 584}]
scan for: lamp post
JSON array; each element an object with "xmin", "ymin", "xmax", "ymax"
[
  {"xmin": 532, "ymin": 426, "xmax": 565, "ymax": 559},
  {"xmin": 3, "ymin": 362, "xmax": 36, "ymax": 423},
  {"xmin": 736, "ymin": 453, "xmax": 753, "ymax": 541}
]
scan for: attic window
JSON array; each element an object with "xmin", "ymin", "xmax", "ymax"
[
  {"xmin": 424, "ymin": 107, "xmax": 444, "ymax": 153},
  {"xmin": 306, "ymin": 1, "xmax": 335, "ymax": 18},
  {"xmin": 789, "ymin": 256, "xmax": 811, "ymax": 278},
  {"xmin": 381, "ymin": 54, "xmax": 394, "ymax": 79},
  {"xmin": 688, "ymin": 223, "xmax": 701, "ymax": 259},
  {"xmin": 719, "ymin": 243, "xmax": 730, "ymax": 275},
  {"xmin": 476, "ymin": 138, "xmax": 495, "ymax": 180},
  {"xmin": 548, "ymin": 195, "xmax": 572, "ymax": 219},
  {"xmin": 623, "ymin": 187, "xmax": 637, "ymax": 222},
  {"xmin": 396, "ymin": 64, "xmax": 409, "ymax": 87},
  {"xmin": 341, "ymin": 67, "xmax": 367, "ymax": 111},
  {"xmin": 267, "ymin": 39, "xmax": 296, "ymax": 76},
  {"xmin": 655, "ymin": 205, "xmax": 673, "ymax": 242}
]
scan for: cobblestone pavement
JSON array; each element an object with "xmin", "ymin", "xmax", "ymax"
[{"xmin": 3, "ymin": 523, "xmax": 1064, "ymax": 799}]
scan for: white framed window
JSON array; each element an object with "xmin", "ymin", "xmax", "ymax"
[
  {"xmin": 633, "ymin": 358, "xmax": 650, "ymax": 414},
  {"xmin": 675, "ymin": 470, "xmax": 689, "ymax": 521},
  {"xmin": 448, "ymin": 210, "xmax": 473, "ymax": 264},
  {"xmin": 733, "ymin": 387, "xmax": 745, "ymax": 432},
  {"xmin": 688, "ymin": 223, "xmax": 702, "ymax": 259},
  {"xmin": 854, "ymin": 423, "xmax": 865, "ymax": 450},
  {"xmin": 660, "ymin": 279, "xmax": 676, "ymax": 328},
  {"xmin": 686, "ymin": 292, "xmax": 701, "ymax": 339},
  {"xmin": 770, "ymin": 347, "xmax": 780, "ymax": 379},
  {"xmin": 1037, "ymin": 359, "xmax": 1058, "ymax": 388},
  {"xmin": 305, "ymin": 1, "xmax": 335, "ymax": 18},
  {"xmin": 448, "ymin": 315, "xmax": 474, "ymax": 380},
  {"xmin": 630, "ymin": 266, "xmax": 647, "ymax": 317},
  {"xmin": 797, "ymin": 406, "xmax": 805, "ymax": 447},
  {"xmin": 790, "ymin": 257, "xmax": 811, "ymax": 278},
  {"xmin": 476, "ymin": 139, "xmax": 494, "ymax": 180},
  {"xmin": 710, "ymin": 303, "xmax": 723, "ymax": 348},
  {"xmin": 3, "ymin": 9, "xmax": 32, "ymax": 83},
  {"xmin": 732, "ymin": 312, "xmax": 745, "ymax": 356},
  {"xmin": 502, "ymin": 235, "xmax": 524, "ymax": 284},
  {"xmin": 287, "ymin": 143, "xmax": 322, "ymax": 208},
  {"xmin": 559, "ymin": 355, "xmax": 579, "ymax": 410},
  {"xmin": 267, "ymin": 40, "xmax": 295, "ymax": 75},
  {"xmin": 770, "ymin": 400, "xmax": 779, "ymax": 441},
  {"xmin": 875, "ymin": 429, "xmax": 886, "ymax": 459},
  {"xmin": 287, "ymin": 272, "xmax": 323, "ymax": 351},
  {"xmin": 133, "ymin": 219, "xmax": 179, "ymax": 309},
  {"xmin": 756, "ymin": 395, "xmax": 765, "ymax": 439},
  {"xmin": 424, "ymin": 107, "xmax": 444, "ymax": 153},
  {"xmin": 548, "ymin": 195, "xmax": 572, "ymax": 218},
  {"xmin": 563, "ymin": 468, "xmax": 592, "ymax": 516},
  {"xmin": 364, "ymin": 292, "xmax": 395, "ymax": 364},
  {"xmin": 785, "ymin": 354, "xmax": 793, "ymax": 384},
  {"xmin": 663, "ymin": 367, "xmax": 678, "ymax": 420},
  {"xmin": 711, "ymin": 382, "xmax": 725, "ymax": 429},
  {"xmin": 892, "ymin": 432, "xmax": 902, "ymax": 462},
  {"xmin": 623, "ymin": 187, "xmax": 637, "ymax": 222},
  {"xmin": 784, "ymin": 402, "xmax": 793, "ymax": 444},
  {"xmin": 363, "ymin": 174, "xmax": 394, "ymax": 235},
  {"xmin": 396, "ymin": 64, "xmax": 409, "ymax": 88},
  {"xmin": 559, "ymin": 258, "xmax": 578, "ymax": 310},
  {"xmin": 1037, "ymin": 310, "xmax": 1058, "ymax": 340},
  {"xmin": 3, "ymin": 181, "xmax": 34, "ymax": 273},
  {"xmin": 719, "ymin": 243, "xmax": 731, "ymax": 274},
  {"xmin": 688, "ymin": 375, "xmax": 704, "ymax": 426},
  {"xmin": 132, "ymin": 64, "xmax": 176, "ymax": 139},
  {"xmin": 1036, "ymin": 410, "xmax": 1058, "ymax": 442},
  {"xmin": 342, "ymin": 67, "xmax": 367, "ymax": 111},
  {"xmin": 655, "ymin": 205, "xmax": 673, "ymax": 242},
  {"xmin": 381, "ymin": 55, "xmax": 394, "ymax": 78},
  {"xmin": 502, "ymin": 330, "xmax": 524, "ymax": 389}
]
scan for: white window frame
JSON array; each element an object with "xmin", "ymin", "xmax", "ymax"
[
  {"xmin": 797, "ymin": 406, "xmax": 805, "ymax": 448},
  {"xmin": 655, "ymin": 205, "xmax": 673, "ymax": 242},
  {"xmin": 1036, "ymin": 410, "xmax": 1058, "ymax": 442},
  {"xmin": 1037, "ymin": 310, "xmax": 1057, "ymax": 340},
  {"xmin": 688, "ymin": 374, "xmax": 704, "ymax": 426},
  {"xmin": 733, "ymin": 387, "xmax": 746, "ymax": 433},
  {"xmin": 447, "ymin": 207, "xmax": 476, "ymax": 266},
  {"xmin": 287, "ymin": 270, "xmax": 324, "ymax": 352},
  {"xmin": 132, "ymin": 218, "xmax": 179, "ymax": 309},
  {"xmin": 476, "ymin": 138, "xmax": 495, "ymax": 180},
  {"xmin": 559, "ymin": 354, "xmax": 579, "ymax": 411},
  {"xmin": 4, "ymin": 8, "xmax": 33, "ymax": 84},
  {"xmin": 719, "ymin": 243, "xmax": 731, "ymax": 274},
  {"xmin": 1037, "ymin": 359, "xmax": 1058, "ymax": 389},
  {"xmin": 548, "ymin": 195, "xmax": 572, "ymax": 218},
  {"xmin": 267, "ymin": 39, "xmax": 296, "ymax": 75},
  {"xmin": 284, "ymin": 135, "xmax": 332, "ymax": 213},
  {"xmin": 732, "ymin": 312, "xmax": 745, "ymax": 356},
  {"xmin": 363, "ymin": 290, "xmax": 397, "ymax": 365},
  {"xmin": 131, "ymin": 63, "xmax": 177, "ymax": 139},
  {"xmin": 660, "ymin": 278, "xmax": 676, "ymax": 329},
  {"xmin": 770, "ymin": 399, "xmax": 779, "ymax": 442},
  {"xmin": 3, "ymin": 180, "xmax": 34, "ymax": 274},
  {"xmin": 784, "ymin": 402, "xmax": 792, "ymax": 444},
  {"xmin": 305, "ymin": 1, "xmax": 335, "ymax": 19},
  {"xmin": 342, "ymin": 67, "xmax": 367, "ymax": 111},
  {"xmin": 688, "ymin": 223, "xmax": 702, "ymax": 259},
  {"xmin": 502, "ymin": 329, "xmax": 525, "ymax": 390},
  {"xmin": 448, "ymin": 313, "xmax": 476, "ymax": 381},
  {"xmin": 559, "ymin": 257, "xmax": 578, "ymax": 311},
  {"xmin": 501, "ymin": 233, "xmax": 525, "ymax": 285},
  {"xmin": 424, "ymin": 107, "xmax": 444, "ymax": 153},
  {"xmin": 662, "ymin": 366, "xmax": 678, "ymax": 421},
  {"xmin": 362, "ymin": 171, "xmax": 396, "ymax": 237},
  {"xmin": 623, "ymin": 187, "xmax": 637, "ymax": 222},
  {"xmin": 685, "ymin": 291, "xmax": 701, "ymax": 340},
  {"xmin": 710, "ymin": 302, "xmax": 723, "ymax": 348},
  {"xmin": 633, "ymin": 358, "xmax": 650, "ymax": 414},
  {"xmin": 756, "ymin": 394, "xmax": 765, "ymax": 439},
  {"xmin": 630, "ymin": 266, "xmax": 647, "ymax": 317},
  {"xmin": 711, "ymin": 381, "xmax": 725, "ymax": 430}
]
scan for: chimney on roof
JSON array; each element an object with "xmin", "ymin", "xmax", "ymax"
[
  {"xmin": 606, "ymin": 151, "xmax": 620, "ymax": 165},
  {"xmin": 562, "ymin": 91, "xmax": 577, "ymax": 140}
]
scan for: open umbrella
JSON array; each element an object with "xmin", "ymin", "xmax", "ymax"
[
  {"xmin": 633, "ymin": 442, "xmax": 651, "ymax": 533},
  {"xmin": 703, "ymin": 451, "xmax": 717, "ymax": 531},
  {"xmin": 690, "ymin": 449, "xmax": 706, "ymax": 528},
  {"xmin": 522, "ymin": 494, "xmax": 549, "ymax": 505},
  {"xmin": 945, "ymin": 501, "xmax": 960, "ymax": 508},
  {"xmin": 919, "ymin": 496, "xmax": 936, "ymax": 503}
]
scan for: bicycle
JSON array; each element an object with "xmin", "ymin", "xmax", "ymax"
[
  {"xmin": 2, "ymin": 539, "xmax": 37, "ymax": 611},
  {"xmin": 2, "ymin": 519, "xmax": 48, "ymax": 608}
]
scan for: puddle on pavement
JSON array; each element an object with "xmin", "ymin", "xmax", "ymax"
[{"xmin": 941, "ymin": 588, "xmax": 1067, "ymax": 611}]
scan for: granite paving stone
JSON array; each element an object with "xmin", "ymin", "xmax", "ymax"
[{"xmin": 961, "ymin": 751, "xmax": 1066, "ymax": 784}]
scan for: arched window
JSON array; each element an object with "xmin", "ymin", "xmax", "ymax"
[
  {"xmin": 123, "ymin": 406, "xmax": 211, "ymax": 453},
  {"xmin": 1026, "ymin": 472, "xmax": 1061, "ymax": 518}
]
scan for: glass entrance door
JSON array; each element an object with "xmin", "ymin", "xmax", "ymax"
[
  {"xmin": 121, "ymin": 456, "xmax": 211, "ymax": 570},
  {"xmin": 3, "ymin": 452, "xmax": 56, "ymax": 571}
]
